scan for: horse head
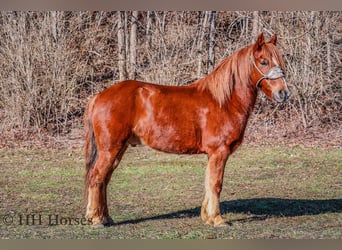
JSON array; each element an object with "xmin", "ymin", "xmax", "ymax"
[{"xmin": 251, "ymin": 33, "xmax": 290, "ymax": 103}]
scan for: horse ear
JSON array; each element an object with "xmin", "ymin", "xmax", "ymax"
[
  {"xmin": 269, "ymin": 34, "xmax": 277, "ymax": 45},
  {"xmin": 254, "ymin": 33, "xmax": 265, "ymax": 51}
]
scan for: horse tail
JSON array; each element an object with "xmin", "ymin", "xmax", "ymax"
[{"xmin": 84, "ymin": 94, "xmax": 98, "ymax": 203}]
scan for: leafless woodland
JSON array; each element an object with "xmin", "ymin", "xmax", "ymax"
[{"xmin": 0, "ymin": 11, "xmax": 340, "ymax": 146}]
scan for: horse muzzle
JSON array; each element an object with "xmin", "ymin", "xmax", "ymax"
[{"xmin": 273, "ymin": 89, "xmax": 290, "ymax": 103}]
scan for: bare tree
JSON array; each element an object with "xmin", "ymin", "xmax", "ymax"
[
  {"xmin": 51, "ymin": 11, "xmax": 58, "ymax": 42},
  {"xmin": 0, "ymin": 11, "xmax": 340, "ymax": 136},
  {"xmin": 124, "ymin": 12, "xmax": 129, "ymax": 71},
  {"xmin": 251, "ymin": 11, "xmax": 259, "ymax": 41},
  {"xmin": 197, "ymin": 11, "xmax": 209, "ymax": 78},
  {"xmin": 146, "ymin": 11, "xmax": 153, "ymax": 49},
  {"xmin": 129, "ymin": 11, "xmax": 138, "ymax": 80},
  {"xmin": 117, "ymin": 11, "xmax": 127, "ymax": 81},
  {"xmin": 325, "ymin": 15, "xmax": 332, "ymax": 77},
  {"xmin": 208, "ymin": 11, "xmax": 216, "ymax": 73}
]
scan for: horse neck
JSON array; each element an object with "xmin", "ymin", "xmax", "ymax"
[
  {"xmin": 198, "ymin": 45, "xmax": 258, "ymax": 117},
  {"xmin": 228, "ymin": 77, "xmax": 257, "ymax": 118},
  {"xmin": 227, "ymin": 47, "xmax": 257, "ymax": 116}
]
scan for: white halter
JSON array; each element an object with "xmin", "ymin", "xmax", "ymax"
[{"xmin": 252, "ymin": 60, "xmax": 286, "ymax": 88}]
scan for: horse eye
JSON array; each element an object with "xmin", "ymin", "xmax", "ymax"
[{"xmin": 260, "ymin": 60, "xmax": 268, "ymax": 66}]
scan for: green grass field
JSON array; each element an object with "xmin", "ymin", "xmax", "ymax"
[{"xmin": 0, "ymin": 145, "xmax": 341, "ymax": 239}]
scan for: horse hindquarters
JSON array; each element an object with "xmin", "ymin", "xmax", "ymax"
[{"xmin": 84, "ymin": 83, "xmax": 137, "ymax": 227}]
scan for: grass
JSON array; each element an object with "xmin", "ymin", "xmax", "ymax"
[{"xmin": 0, "ymin": 145, "xmax": 341, "ymax": 239}]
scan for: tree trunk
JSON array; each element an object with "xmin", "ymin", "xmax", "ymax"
[
  {"xmin": 252, "ymin": 11, "xmax": 259, "ymax": 41},
  {"xmin": 146, "ymin": 11, "xmax": 153, "ymax": 49},
  {"xmin": 326, "ymin": 20, "xmax": 332, "ymax": 78},
  {"xmin": 51, "ymin": 11, "xmax": 58, "ymax": 43},
  {"xmin": 161, "ymin": 11, "xmax": 166, "ymax": 32},
  {"xmin": 208, "ymin": 11, "xmax": 216, "ymax": 73},
  {"xmin": 117, "ymin": 11, "xmax": 127, "ymax": 81},
  {"xmin": 190, "ymin": 11, "xmax": 202, "ymax": 57},
  {"xmin": 197, "ymin": 11, "xmax": 209, "ymax": 78},
  {"xmin": 124, "ymin": 11, "xmax": 129, "ymax": 72},
  {"xmin": 129, "ymin": 11, "xmax": 138, "ymax": 80}
]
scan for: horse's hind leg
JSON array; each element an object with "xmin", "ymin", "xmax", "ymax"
[{"xmin": 86, "ymin": 144, "xmax": 128, "ymax": 228}]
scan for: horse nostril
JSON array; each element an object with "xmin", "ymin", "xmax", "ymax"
[{"xmin": 278, "ymin": 89, "xmax": 286, "ymax": 99}]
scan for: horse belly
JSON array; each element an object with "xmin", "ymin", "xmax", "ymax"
[{"xmin": 133, "ymin": 122, "xmax": 202, "ymax": 154}]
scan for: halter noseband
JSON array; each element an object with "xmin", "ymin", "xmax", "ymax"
[{"xmin": 252, "ymin": 60, "xmax": 285, "ymax": 88}]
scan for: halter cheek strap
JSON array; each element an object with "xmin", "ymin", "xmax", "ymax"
[{"xmin": 252, "ymin": 60, "xmax": 286, "ymax": 88}]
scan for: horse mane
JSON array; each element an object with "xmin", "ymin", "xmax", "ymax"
[
  {"xmin": 266, "ymin": 43, "xmax": 285, "ymax": 71},
  {"xmin": 195, "ymin": 45, "xmax": 253, "ymax": 107}
]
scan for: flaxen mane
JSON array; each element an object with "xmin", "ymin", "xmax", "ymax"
[{"xmin": 195, "ymin": 46, "xmax": 253, "ymax": 107}]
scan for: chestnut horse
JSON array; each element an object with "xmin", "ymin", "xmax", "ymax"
[{"xmin": 84, "ymin": 33, "xmax": 289, "ymax": 228}]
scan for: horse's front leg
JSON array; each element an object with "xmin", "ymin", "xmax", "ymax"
[{"xmin": 201, "ymin": 147, "xmax": 229, "ymax": 227}]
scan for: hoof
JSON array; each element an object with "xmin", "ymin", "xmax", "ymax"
[
  {"xmin": 89, "ymin": 216, "xmax": 114, "ymax": 229},
  {"xmin": 103, "ymin": 216, "xmax": 115, "ymax": 226},
  {"xmin": 213, "ymin": 216, "xmax": 228, "ymax": 227},
  {"xmin": 204, "ymin": 215, "xmax": 228, "ymax": 227}
]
